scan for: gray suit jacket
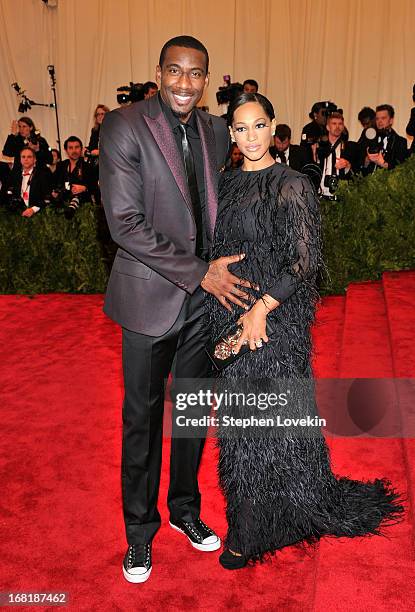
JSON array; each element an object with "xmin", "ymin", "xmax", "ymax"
[{"xmin": 99, "ymin": 95, "xmax": 229, "ymax": 336}]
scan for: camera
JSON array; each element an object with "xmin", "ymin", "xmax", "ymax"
[
  {"xmin": 310, "ymin": 101, "xmax": 343, "ymax": 120},
  {"xmin": 24, "ymin": 131, "xmax": 41, "ymax": 146},
  {"xmin": 116, "ymin": 82, "xmax": 144, "ymax": 105},
  {"xmin": 64, "ymin": 196, "xmax": 80, "ymax": 219},
  {"xmin": 364, "ymin": 127, "xmax": 382, "ymax": 154},
  {"xmin": 6, "ymin": 190, "xmax": 25, "ymax": 213},
  {"xmin": 216, "ymin": 75, "xmax": 243, "ymax": 106},
  {"xmin": 84, "ymin": 147, "xmax": 98, "ymax": 167},
  {"xmin": 323, "ymin": 174, "xmax": 339, "ymax": 195},
  {"xmin": 52, "ymin": 183, "xmax": 80, "ymax": 219}
]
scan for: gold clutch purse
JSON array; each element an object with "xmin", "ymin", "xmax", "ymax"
[{"xmin": 205, "ymin": 320, "xmax": 275, "ymax": 371}]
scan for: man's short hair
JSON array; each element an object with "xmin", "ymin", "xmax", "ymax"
[
  {"xmin": 64, "ymin": 136, "xmax": 83, "ymax": 150},
  {"xmin": 327, "ymin": 112, "xmax": 344, "ymax": 122},
  {"xmin": 376, "ymin": 104, "xmax": 395, "ymax": 118},
  {"xmin": 20, "ymin": 146, "xmax": 35, "ymax": 157},
  {"xmin": 243, "ymin": 79, "xmax": 259, "ymax": 92},
  {"xmin": 358, "ymin": 106, "xmax": 375, "ymax": 122},
  {"xmin": 274, "ymin": 124, "xmax": 291, "ymax": 141},
  {"xmin": 159, "ymin": 36, "xmax": 209, "ymax": 73},
  {"xmin": 142, "ymin": 81, "xmax": 158, "ymax": 96}
]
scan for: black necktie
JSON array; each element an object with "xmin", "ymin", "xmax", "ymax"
[
  {"xmin": 179, "ymin": 123, "xmax": 204, "ymax": 257},
  {"xmin": 279, "ymin": 150, "xmax": 287, "ymax": 164}
]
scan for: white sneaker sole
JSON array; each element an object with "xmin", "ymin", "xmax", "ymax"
[
  {"xmin": 169, "ymin": 521, "xmax": 221, "ymax": 552},
  {"xmin": 122, "ymin": 565, "xmax": 152, "ymax": 583}
]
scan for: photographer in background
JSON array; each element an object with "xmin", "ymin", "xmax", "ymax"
[
  {"xmin": 143, "ymin": 81, "xmax": 158, "ymax": 99},
  {"xmin": 87, "ymin": 104, "xmax": 110, "ymax": 159},
  {"xmin": 223, "ymin": 142, "xmax": 243, "ymax": 171},
  {"xmin": 406, "ymin": 84, "xmax": 415, "ymax": 156},
  {"xmin": 51, "ymin": 136, "xmax": 95, "ymax": 219},
  {"xmin": 270, "ymin": 123, "xmax": 310, "ymax": 171},
  {"xmin": 0, "ymin": 161, "xmax": 11, "ymax": 204},
  {"xmin": 2, "ymin": 116, "xmax": 53, "ymax": 170},
  {"xmin": 300, "ymin": 102, "xmax": 331, "ymax": 161},
  {"xmin": 48, "ymin": 148, "xmax": 61, "ymax": 174},
  {"xmin": 318, "ymin": 112, "xmax": 357, "ymax": 199},
  {"xmin": 2, "ymin": 147, "xmax": 51, "ymax": 217},
  {"xmin": 361, "ymin": 104, "xmax": 408, "ymax": 174},
  {"xmin": 357, "ymin": 106, "xmax": 376, "ymax": 143},
  {"xmin": 243, "ymin": 79, "xmax": 259, "ymax": 93},
  {"xmin": 85, "ymin": 104, "xmax": 110, "ymax": 202}
]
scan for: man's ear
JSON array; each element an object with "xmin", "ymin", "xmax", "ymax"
[
  {"xmin": 155, "ymin": 65, "xmax": 161, "ymax": 87},
  {"xmin": 229, "ymin": 126, "xmax": 235, "ymax": 143}
]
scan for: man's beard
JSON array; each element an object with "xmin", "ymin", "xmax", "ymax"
[{"xmin": 173, "ymin": 108, "xmax": 192, "ymax": 119}]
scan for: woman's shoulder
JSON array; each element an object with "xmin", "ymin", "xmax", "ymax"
[{"xmin": 274, "ymin": 165, "xmax": 314, "ymax": 198}]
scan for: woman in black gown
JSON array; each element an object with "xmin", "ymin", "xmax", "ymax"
[{"xmin": 205, "ymin": 93, "xmax": 404, "ymax": 570}]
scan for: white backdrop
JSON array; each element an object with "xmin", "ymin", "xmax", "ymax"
[{"xmin": 1, "ymin": 0, "xmax": 414, "ymax": 156}]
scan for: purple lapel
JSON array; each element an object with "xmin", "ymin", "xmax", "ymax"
[
  {"xmin": 196, "ymin": 112, "xmax": 218, "ymax": 236},
  {"xmin": 143, "ymin": 112, "xmax": 193, "ymax": 216}
]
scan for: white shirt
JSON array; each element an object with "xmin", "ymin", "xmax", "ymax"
[
  {"xmin": 21, "ymin": 168, "xmax": 40, "ymax": 212},
  {"xmin": 320, "ymin": 142, "xmax": 350, "ymax": 197},
  {"xmin": 275, "ymin": 146, "xmax": 290, "ymax": 166}
]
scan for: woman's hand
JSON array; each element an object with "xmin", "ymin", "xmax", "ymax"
[
  {"xmin": 233, "ymin": 295, "xmax": 280, "ymax": 354},
  {"xmin": 234, "ymin": 301, "xmax": 269, "ymax": 353}
]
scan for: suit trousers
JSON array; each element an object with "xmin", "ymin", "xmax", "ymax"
[{"xmin": 121, "ymin": 287, "xmax": 210, "ymax": 544}]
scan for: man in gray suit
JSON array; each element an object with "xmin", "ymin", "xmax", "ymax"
[{"xmin": 100, "ymin": 35, "xmax": 251, "ymax": 583}]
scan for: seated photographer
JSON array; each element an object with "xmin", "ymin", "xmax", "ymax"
[
  {"xmin": 361, "ymin": 104, "xmax": 408, "ymax": 174},
  {"xmin": 0, "ymin": 160, "xmax": 11, "ymax": 202},
  {"xmin": 48, "ymin": 148, "xmax": 61, "ymax": 174},
  {"xmin": 318, "ymin": 113, "xmax": 358, "ymax": 199},
  {"xmin": 2, "ymin": 147, "xmax": 51, "ymax": 217},
  {"xmin": 270, "ymin": 123, "xmax": 310, "ymax": 171},
  {"xmin": 51, "ymin": 136, "xmax": 95, "ymax": 219},
  {"xmin": 2, "ymin": 116, "xmax": 53, "ymax": 170},
  {"xmin": 406, "ymin": 84, "xmax": 415, "ymax": 156}
]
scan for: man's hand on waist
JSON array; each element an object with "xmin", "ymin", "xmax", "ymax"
[{"xmin": 201, "ymin": 254, "xmax": 255, "ymax": 312}]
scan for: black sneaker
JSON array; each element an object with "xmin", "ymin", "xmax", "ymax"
[
  {"xmin": 169, "ymin": 518, "xmax": 221, "ymax": 551},
  {"xmin": 122, "ymin": 543, "xmax": 152, "ymax": 583}
]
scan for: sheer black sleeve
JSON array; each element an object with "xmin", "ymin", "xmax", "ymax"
[{"xmin": 266, "ymin": 174, "xmax": 322, "ymax": 303}]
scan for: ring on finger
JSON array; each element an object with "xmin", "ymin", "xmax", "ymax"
[{"xmin": 255, "ymin": 339, "xmax": 263, "ymax": 348}]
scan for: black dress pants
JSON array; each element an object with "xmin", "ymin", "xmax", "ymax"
[{"xmin": 121, "ymin": 287, "xmax": 210, "ymax": 545}]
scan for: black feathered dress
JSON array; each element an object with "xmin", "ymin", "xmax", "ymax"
[{"xmin": 205, "ymin": 163, "xmax": 403, "ymax": 562}]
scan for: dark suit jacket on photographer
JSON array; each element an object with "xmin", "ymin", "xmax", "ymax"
[
  {"xmin": 2, "ymin": 166, "xmax": 52, "ymax": 212},
  {"xmin": 53, "ymin": 159, "xmax": 96, "ymax": 202},
  {"xmin": 300, "ymin": 121, "xmax": 328, "ymax": 150},
  {"xmin": 0, "ymin": 162, "xmax": 11, "ymax": 204},
  {"xmin": 406, "ymin": 107, "xmax": 415, "ymax": 155},
  {"xmin": 318, "ymin": 139, "xmax": 359, "ymax": 174},
  {"xmin": 2, "ymin": 133, "xmax": 53, "ymax": 169},
  {"xmin": 360, "ymin": 128, "xmax": 409, "ymax": 175},
  {"xmin": 270, "ymin": 144, "xmax": 310, "ymax": 172}
]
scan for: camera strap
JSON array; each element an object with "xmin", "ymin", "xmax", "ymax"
[
  {"xmin": 329, "ymin": 137, "xmax": 343, "ymax": 175},
  {"xmin": 21, "ymin": 170, "xmax": 34, "ymax": 203}
]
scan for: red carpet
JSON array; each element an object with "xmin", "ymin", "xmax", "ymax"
[{"xmin": 1, "ymin": 273, "xmax": 415, "ymax": 611}]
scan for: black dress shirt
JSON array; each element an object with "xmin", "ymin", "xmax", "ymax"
[{"xmin": 159, "ymin": 94, "xmax": 209, "ymax": 259}]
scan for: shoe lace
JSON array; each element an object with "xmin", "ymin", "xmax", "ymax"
[
  {"xmin": 195, "ymin": 518, "xmax": 214, "ymax": 535},
  {"xmin": 128, "ymin": 543, "xmax": 151, "ymax": 567}
]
